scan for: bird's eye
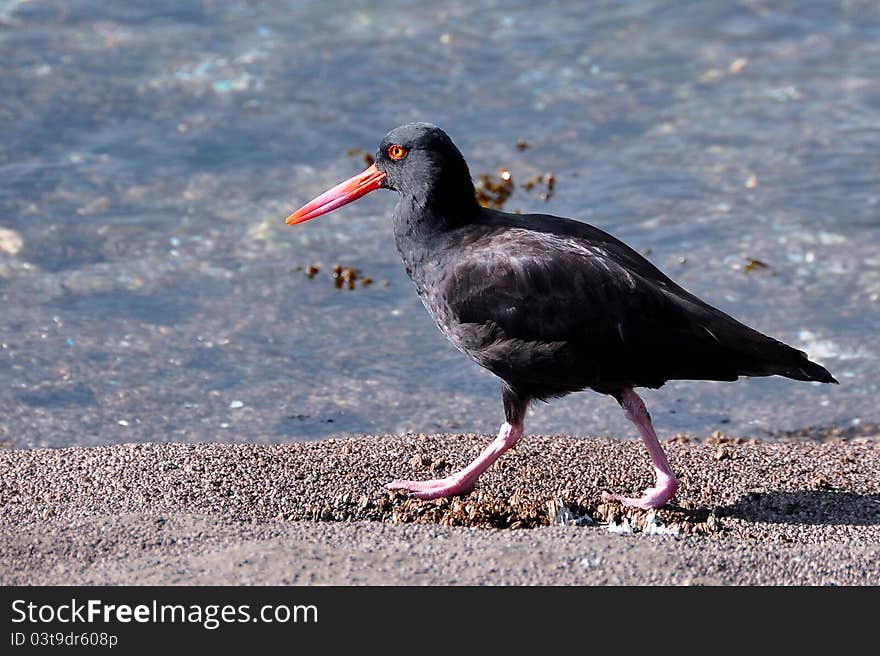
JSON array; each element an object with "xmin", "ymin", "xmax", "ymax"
[{"xmin": 387, "ymin": 145, "xmax": 408, "ymax": 161}]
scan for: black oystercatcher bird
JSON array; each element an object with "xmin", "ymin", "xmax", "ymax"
[{"xmin": 286, "ymin": 123, "xmax": 836, "ymax": 509}]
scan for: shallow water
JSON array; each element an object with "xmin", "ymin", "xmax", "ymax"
[{"xmin": 1, "ymin": 0, "xmax": 878, "ymax": 448}]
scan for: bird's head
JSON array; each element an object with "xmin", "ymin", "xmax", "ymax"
[{"xmin": 286, "ymin": 122, "xmax": 474, "ymax": 225}]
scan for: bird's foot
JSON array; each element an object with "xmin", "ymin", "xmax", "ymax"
[
  {"xmin": 602, "ymin": 474, "xmax": 678, "ymax": 510},
  {"xmin": 385, "ymin": 476, "xmax": 475, "ymax": 500},
  {"xmin": 385, "ymin": 420, "xmax": 523, "ymax": 500}
]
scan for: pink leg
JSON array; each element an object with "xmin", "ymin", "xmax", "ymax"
[
  {"xmin": 385, "ymin": 419, "xmax": 524, "ymax": 500},
  {"xmin": 602, "ymin": 388, "xmax": 678, "ymax": 510}
]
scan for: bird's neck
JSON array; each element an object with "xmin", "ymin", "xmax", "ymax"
[
  {"xmin": 393, "ymin": 193, "xmax": 474, "ymax": 261},
  {"xmin": 394, "ymin": 175, "xmax": 479, "ymax": 237},
  {"xmin": 392, "ymin": 181, "xmax": 480, "ymax": 282}
]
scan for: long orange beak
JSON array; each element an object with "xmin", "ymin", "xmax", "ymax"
[{"xmin": 285, "ymin": 163, "xmax": 386, "ymax": 225}]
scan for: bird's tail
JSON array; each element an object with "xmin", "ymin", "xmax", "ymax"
[
  {"xmin": 774, "ymin": 357, "xmax": 838, "ymax": 384},
  {"xmin": 734, "ymin": 332, "xmax": 838, "ymax": 384}
]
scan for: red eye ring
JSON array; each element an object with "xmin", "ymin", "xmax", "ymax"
[{"xmin": 387, "ymin": 144, "xmax": 408, "ymax": 160}]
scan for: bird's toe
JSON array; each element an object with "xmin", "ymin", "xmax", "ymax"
[
  {"xmin": 383, "ymin": 477, "xmax": 474, "ymax": 500},
  {"xmin": 602, "ymin": 486, "xmax": 675, "ymax": 510}
]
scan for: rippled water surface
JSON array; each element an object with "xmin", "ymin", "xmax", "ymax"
[{"xmin": 1, "ymin": 0, "xmax": 878, "ymax": 448}]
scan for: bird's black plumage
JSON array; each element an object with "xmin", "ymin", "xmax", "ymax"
[
  {"xmin": 286, "ymin": 122, "xmax": 836, "ymax": 507},
  {"xmin": 380, "ymin": 123, "xmax": 835, "ymax": 423}
]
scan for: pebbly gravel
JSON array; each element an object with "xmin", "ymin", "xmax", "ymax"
[{"xmin": 1, "ymin": 434, "xmax": 878, "ymax": 585}]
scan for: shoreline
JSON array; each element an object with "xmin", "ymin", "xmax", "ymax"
[{"xmin": 2, "ymin": 435, "xmax": 878, "ymax": 585}]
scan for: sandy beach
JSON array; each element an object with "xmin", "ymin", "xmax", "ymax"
[{"xmin": 2, "ymin": 434, "xmax": 877, "ymax": 585}]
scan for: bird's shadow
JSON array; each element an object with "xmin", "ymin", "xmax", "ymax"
[{"xmin": 713, "ymin": 490, "xmax": 880, "ymax": 526}]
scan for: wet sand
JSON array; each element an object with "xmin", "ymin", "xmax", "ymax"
[{"xmin": 2, "ymin": 434, "xmax": 878, "ymax": 585}]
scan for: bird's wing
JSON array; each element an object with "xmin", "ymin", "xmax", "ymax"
[
  {"xmin": 443, "ymin": 227, "xmax": 686, "ymax": 345},
  {"xmin": 437, "ymin": 225, "xmax": 821, "ymax": 390}
]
